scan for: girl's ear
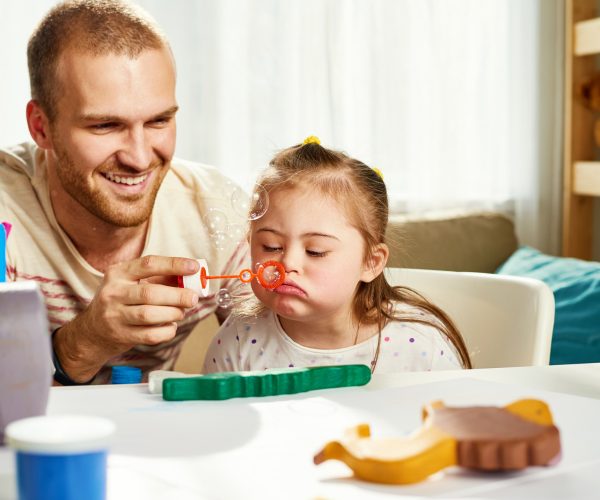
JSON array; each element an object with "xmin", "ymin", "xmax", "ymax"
[{"xmin": 360, "ymin": 243, "xmax": 389, "ymax": 283}]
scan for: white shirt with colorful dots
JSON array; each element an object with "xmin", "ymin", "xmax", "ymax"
[{"xmin": 202, "ymin": 304, "xmax": 463, "ymax": 374}]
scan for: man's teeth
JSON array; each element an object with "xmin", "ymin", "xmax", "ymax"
[{"xmin": 104, "ymin": 172, "xmax": 148, "ymax": 185}]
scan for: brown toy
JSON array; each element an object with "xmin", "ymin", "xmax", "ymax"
[{"xmin": 314, "ymin": 399, "xmax": 561, "ymax": 485}]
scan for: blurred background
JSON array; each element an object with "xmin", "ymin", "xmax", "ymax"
[{"xmin": 0, "ymin": 0, "xmax": 565, "ymax": 254}]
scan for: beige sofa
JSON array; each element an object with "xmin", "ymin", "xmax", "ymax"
[{"xmin": 175, "ymin": 211, "xmax": 518, "ymax": 373}]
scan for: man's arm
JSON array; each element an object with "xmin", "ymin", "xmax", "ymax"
[{"xmin": 52, "ymin": 255, "xmax": 200, "ymax": 384}]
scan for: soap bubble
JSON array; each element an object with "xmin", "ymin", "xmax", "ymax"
[
  {"xmin": 203, "ymin": 209, "xmax": 228, "ymax": 236},
  {"xmin": 216, "ymin": 288, "xmax": 233, "ymax": 309},
  {"xmin": 262, "ymin": 265, "xmax": 281, "ymax": 286},
  {"xmin": 212, "ymin": 231, "xmax": 230, "ymax": 251},
  {"xmin": 240, "ymin": 270, "xmax": 253, "ymax": 282},
  {"xmin": 220, "ymin": 178, "xmax": 237, "ymax": 197},
  {"xmin": 227, "ymin": 223, "xmax": 247, "ymax": 243},
  {"xmin": 231, "ymin": 184, "xmax": 269, "ymax": 220}
]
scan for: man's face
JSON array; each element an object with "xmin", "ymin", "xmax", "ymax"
[{"xmin": 46, "ymin": 46, "xmax": 177, "ymax": 227}]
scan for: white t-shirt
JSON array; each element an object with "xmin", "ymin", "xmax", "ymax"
[
  {"xmin": 0, "ymin": 142, "xmax": 250, "ymax": 383},
  {"xmin": 203, "ymin": 306, "xmax": 463, "ymax": 374}
]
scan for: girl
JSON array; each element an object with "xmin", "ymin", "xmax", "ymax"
[{"xmin": 203, "ymin": 137, "xmax": 471, "ymax": 373}]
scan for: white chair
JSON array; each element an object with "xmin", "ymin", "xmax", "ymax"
[{"xmin": 384, "ymin": 268, "xmax": 555, "ymax": 368}]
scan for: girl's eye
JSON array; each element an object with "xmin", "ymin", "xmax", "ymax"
[
  {"xmin": 307, "ymin": 250, "xmax": 328, "ymax": 257},
  {"xmin": 262, "ymin": 245, "xmax": 282, "ymax": 253}
]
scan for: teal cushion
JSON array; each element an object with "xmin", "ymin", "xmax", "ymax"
[{"xmin": 496, "ymin": 246, "xmax": 600, "ymax": 364}]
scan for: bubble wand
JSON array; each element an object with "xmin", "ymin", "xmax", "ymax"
[{"xmin": 178, "ymin": 259, "xmax": 285, "ymax": 297}]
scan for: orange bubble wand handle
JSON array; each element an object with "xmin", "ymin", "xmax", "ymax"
[{"xmin": 200, "ymin": 261, "xmax": 285, "ymax": 290}]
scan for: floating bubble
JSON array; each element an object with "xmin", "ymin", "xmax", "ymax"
[
  {"xmin": 212, "ymin": 231, "xmax": 231, "ymax": 251},
  {"xmin": 231, "ymin": 187, "xmax": 250, "ymax": 218},
  {"xmin": 220, "ymin": 178, "xmax": 237, "ymax": 197},
  {"xmin": 248, "ymin": 185, "xmax": 269, "ymax": 220},
  {"xmin": 231, "ymin": 184, "xmax": 269, "ymax": 220},
  {"xmin": 203, "ymin": 209, "xmax": 228, "ymax": 236},
  {"xmin": 262, "ymin": 265, "xmax": 282, "ymax": 286},
  {"xmin": 216, "ymin": 288, "xmax": 233, "ymax": 309},
  {"xmin": 227, "ymin": 223, "xmax": 247, "ymax": 243}
]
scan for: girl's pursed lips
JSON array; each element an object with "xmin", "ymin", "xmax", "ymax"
[{"xmin": 275, "ymin": 279, "xmax": 306, "ymax": 295}]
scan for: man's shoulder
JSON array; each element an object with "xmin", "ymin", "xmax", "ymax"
[
  {"xmin": 168, "ymin": 157, "xmax": 235, "ymax": 191},
  {"xmin": 0, "ymin": 142, "xmax": 38, "ymax": 180},
  {"xmin": 0, "ymin": 143, "xmax": 41, "ymax": 214}
]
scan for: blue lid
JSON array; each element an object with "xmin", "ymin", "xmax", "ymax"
[{"xmin": 111, "ymin": 366, "xmax": 142, "ymax": 384}]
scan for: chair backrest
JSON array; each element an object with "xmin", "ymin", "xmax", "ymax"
[{"xmin": 384, "ymin": 268, "xmax": 555, "ymax": 368}]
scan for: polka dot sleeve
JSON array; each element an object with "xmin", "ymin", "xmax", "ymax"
[{"xmin": 429, "ymin": 329, "xmax": 463, "ymax": 370}]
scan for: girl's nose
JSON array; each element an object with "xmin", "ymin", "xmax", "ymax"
[{"xmin": 280, "ymin": 248, "xmax": 301, "ymax": 274}]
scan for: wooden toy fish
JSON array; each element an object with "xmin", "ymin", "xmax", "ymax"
[{"xmin": 314, "ymin": 399, "xmax": 561, "ymax": 484}]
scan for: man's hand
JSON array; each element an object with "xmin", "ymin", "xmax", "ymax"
[{"xmin": 53, "ymin": 256, "xmax": 200, "ymax": 383}]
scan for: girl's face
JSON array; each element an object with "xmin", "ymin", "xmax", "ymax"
[{"xmin": 250, "ymin": 185, "xmax": 372, "ymax": 325}]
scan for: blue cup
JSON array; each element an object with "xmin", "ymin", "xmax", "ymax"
[
  {"xmin": 5, "ymin": 415, "xmax": 115, "ymax": 500},
  {"xmin": 111, "ymin": 365, "xmax": 142, "ymax": 384}
]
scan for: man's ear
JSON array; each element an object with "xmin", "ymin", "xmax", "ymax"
[
  {"xmin": 360, "ymin": 243, "xmax": 389, "ymax": 283},
  {"xmin": 26, "ymin": 100, "xmax": 53, "ymax": 150}
]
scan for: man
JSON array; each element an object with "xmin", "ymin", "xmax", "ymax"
[{"xmin": 0, "ymin": 0, "xmax": 248, "ymax": 384}]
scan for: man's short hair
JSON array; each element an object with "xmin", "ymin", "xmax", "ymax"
[{"xmin": 27, "ymin": 0, "xmax": 168, "ymax": 122}]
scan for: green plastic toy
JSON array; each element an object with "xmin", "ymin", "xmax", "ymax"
[{"xmin": 162, "ymin": 365, "xmax": 371, "ymax": 401}]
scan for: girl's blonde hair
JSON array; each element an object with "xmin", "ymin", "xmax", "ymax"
[{"xmin": 245, "ymin": 141, "xmax": 472, "ymax": 370}]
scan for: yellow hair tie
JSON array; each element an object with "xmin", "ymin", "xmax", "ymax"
[
  {"xmin": 303, "ymin": 135, "xmax": 321, "ymax": 145},
  {"xmin": 372, "ymin": 167, "xmax": 384, "ymax": 180}
]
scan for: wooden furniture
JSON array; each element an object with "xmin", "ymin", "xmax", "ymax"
[{"xmin": 563, "ymin": 0, "xmax": 600, "ymax": 258}]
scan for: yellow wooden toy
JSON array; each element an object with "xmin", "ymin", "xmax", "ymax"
[{"xmin": 314, "ymin": 399, "xmax": 561, "ymax": 485}]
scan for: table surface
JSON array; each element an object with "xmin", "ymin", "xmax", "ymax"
[{"xmin": 2, "ymin": 363, "xmax": 600, "ymax": 500}]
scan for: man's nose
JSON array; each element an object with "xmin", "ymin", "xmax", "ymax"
[{"xmin": 117, "ymin": 126, "xmax": 152, "ymax": 170}]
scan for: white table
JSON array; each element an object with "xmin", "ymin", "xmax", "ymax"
[{"xmin": 2, "ymin": 363, "xmax": 600, "ymax": 499}]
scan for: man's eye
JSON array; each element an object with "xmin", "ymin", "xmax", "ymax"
[
  {"xmin": 150, "ymin": 117, "xmax": 170, "ymax": 126},
  {"xmin": 91, "ymin": 123, "xmax": 117, "ymax": 131},
  {"xmin": 307, "ymin": 250, "xmax": 328, "ymax": 257}
]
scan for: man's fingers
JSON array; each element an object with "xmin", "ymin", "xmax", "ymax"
[
  {"xmin": 141, "ymin": 275, "xmax": 180, "ymax": 287},
  {"xmin": 127, "ymin": 322, "xmax": 179, "ymax": 346},
  {"xmin": 120, "ymin": 255, "xmax": 199, "ymax": 282},
  {"xmin": 124, "ymin": 305, "xmax": 187, "ymax": 326},
  {"xmin": 124, "ymin": 282, "xmax": 199, "ymax": 308}
]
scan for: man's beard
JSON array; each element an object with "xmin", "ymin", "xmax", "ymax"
[{"xmin": 53, "ymin": 146, "xmax": 168, "ymax": 228}]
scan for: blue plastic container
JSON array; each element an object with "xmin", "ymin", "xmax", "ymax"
[
  {"xmin": 5, "ymin": 415, "xmax": 115, "ymax": 500},
  {"xmin": 16, "ymin": 450, "xmax": 107, "ymax": 500},
  {"xmin": 111, "ymin": 365, "xmax": 142, "ymax": 384}
]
